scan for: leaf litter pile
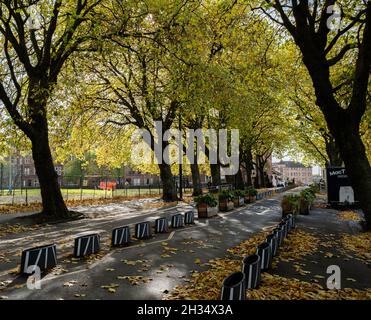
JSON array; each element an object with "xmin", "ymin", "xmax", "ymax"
[
  {"xmin": 341, "ymin": 232, "xmax": 371, "ymax": 262},
  {"xmin": 165, "ymin": 229, "xmax": 371, "ymax": 300},
  {"xmin": 337, "ymin": 210, "xmax": 362, "ymax": 222}
]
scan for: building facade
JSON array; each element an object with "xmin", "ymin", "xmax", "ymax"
[{"xmin": 272, "ymin": 161, "xmax": 313, "ymax": 185}]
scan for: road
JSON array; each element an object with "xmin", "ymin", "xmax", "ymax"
[{"xmin": 0, "ymin": 191, "xmax": 286, "ymax": 300}]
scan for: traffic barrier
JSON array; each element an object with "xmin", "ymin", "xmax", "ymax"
[
  {"xmin": 242, "ymin": 254, "xmax": 261, "ymax": 289},
  {"xmin": 74, "ymin": 234, "xmax": 100, "ymax": 257},
  {"xmin": 155, "ymin": 217, "xmax": 169, "ymax": 233},
  {"xmin": 135, "ymin": 221, "xmax": 152, "ymax": 239},
  {"xmin": 220, "ymin": 272, "xmax": 246, "ymax": 300},
  {"xmin": 111, "ymin": 226, "xmax": 131, "ymax": 246},
  {"xmin": 21, "ymin": 244, "xmax": 57, "ymax": 275}
]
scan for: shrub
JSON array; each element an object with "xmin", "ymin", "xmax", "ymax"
[
  {"xmin": 234, "ymin": 189, "xmax": 246, "ymax": 197},
  {"xmin": 219, "ymin": 190, "xmax": 235, "ymax": 201},
  {"xmin": 281, "ymin": 194, "xmax": 300, "ymax": 215},
  {"xmin": 194, "ymin": 193, "xmax": 218, "ymax": 207},
  {"xmin": 245, "ymin": 186, "xmax": 258, "ymax": 197},
  {"xmin": 300, "ymin": 188, "xmax": 316, "ymax": 205}
]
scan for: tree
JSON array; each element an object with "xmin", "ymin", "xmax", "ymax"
[
  {"xmin": 0, "ymin": 0, "xmax": 102, "ymax": 218},
  {"xmin": 262, "ymin": 0, "xmax": 371, "ymax": 229}
]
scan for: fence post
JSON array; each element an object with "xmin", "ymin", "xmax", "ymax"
[
  {"xmin": 139, "ymin": 185, "xmax": 141, "ymax": 197},
  {"xmin": 105, "ymin": 177, "xmax": 108, "ymax": 199},
  {"xmin": 12, "ymin": 189, "xmax": 15, "ymax": 206},
  {"xmin": 80, "ymin": 175, "xmax": 83, "ymax": 201},
  {"xmin": 25, "ymin": 188, "xmax": 28, "ymax": 205},
  {"xmin": 0, "ymin": 163, "xmax": 3, "ymax": 196}
]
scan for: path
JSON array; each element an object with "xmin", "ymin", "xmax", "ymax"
[{"xmin": 0, "ymin": 190, "xmax": 286, "ymax": 299}]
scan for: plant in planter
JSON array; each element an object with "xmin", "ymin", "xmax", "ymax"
[
  {"xmin": 233, "ymin": 190, "xmax": 246, "ymax": 207},
  {"xmin": 281, "ymin": 194, "xmax": 300, "ymax": 217},
  {"xmin": 299, "ymin": 188, "xmax": 316, "ymax": 215},
  {"xmin": 219, "ymin": 190, "xmax": 235, "ymax": 211},
  {"xmin": 194, "ymin": 193, "xmax": 218, "ymax": 218},
  {"xmin": 245, "ymin": 186, "xmax": 258, "ymax": 203}
]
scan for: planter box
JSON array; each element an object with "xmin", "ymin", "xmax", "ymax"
[
  {"xmin": 197, "ymin": 203, "xmax": 218, "ymax": 218},
  {"xmin": 299, "ymin": 199, "xmax": 310, "ymax": 215},
  {"xmin": 233, "ymin": 196, "xmax": 245, "ymax": 207},
  {"xmin": 219, "ymin": 199, "xmax": 234, "ymax": 212}
]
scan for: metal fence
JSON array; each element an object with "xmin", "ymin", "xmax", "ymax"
[{"xmin": 0, "ymin": 174, "xmax": 194, "ymax": 205}]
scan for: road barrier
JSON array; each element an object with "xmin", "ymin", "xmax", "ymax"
[
  {"xmin": 256, "ymin": 242, "xmax": 272, "ymax": 271},
  {"xmin": 21, "ymin": 244, "xmax": 57, "ymax": 275},
  {"xmin": 171, "ymin": 214, "xmax": 184, "ymax": 228},
  {"xmin": 135, "ymin": 221, "xmax": 152, "ymax": 239},
  {"xmin": 155, "ymin": 217, "xmax": 169, "ymax": 233},
  {"xmin": 111, "ymin": 226, "xmax": 131, "ymax": 247},
  {"xmin": 242, "ymin": 254, "xmax": 261, "ymax": 289},
  {"xmin": 184, "ymin": 211, "xmax": 195, "ymax": 224},
  {"xmin": 266, "ymin": 233, "xmax": 278, "ymax": 257},
  {"xmin": 74, "ymin": 234, "xmax": 100, "ymax": 257},
  {"xmin": 220, "ymin": 272, "xmax": 246, "ymax": 300}
]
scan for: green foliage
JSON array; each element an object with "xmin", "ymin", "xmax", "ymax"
[
  {"xmin": 233, "ymin": 189, "xmax": 246, "ymax": 197},
  {"xmin": 218, "ymin": 190, "xmax": 235, "ymax": 201},
  {"xmin": 194, "ymin": 193, "xmax": 218, "ymax": 207},
  {"xmin": 245, "ymin": 186, "xmax": 258, "ymax": 197},
  {"xmin": 300, "ymin": 188, "xmax": 316, "ymax": 205}
]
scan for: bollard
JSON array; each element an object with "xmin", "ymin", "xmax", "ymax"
[
  {"xmin": 242, "ymin": 254, "xmax": 261, "ymax": 289},
  {"xmin": 273, "ymin": 226, "xmax": 284, "ymax": 246},
  {"xmin": 266, "ymin": 233, "xmax": 278, "ymax": 257},
  {"xmin": 135, "ymin": 221, "xmax": 152, "ymax": 239},
  {"xmin": 171, "ymin": 214, "xmax": 184, "ymax": 228},
  {"xmin": 21, "ymin": 244, "xmax": 57, "ymax": 275},
  {"xmin": 74, "ymin": 234, "xmax": 100, "ymax": 258},
  {"xmin": 111, "ymin": 226, "xmax": 131, "ymax": 247},
  {"xmin": 155, "ymin": 217, "xmax": 169, "ymax": 233},
  {"xmin": 220, "ymin": 272, "xmax": 246, "ymax": 300},
  {"xmin": 256, "ymin": 242, "xmax": 272, "ymax": 271},
  {"xmin": 184, "ymin": 211, "xmax": 195, "ymax": 225}
]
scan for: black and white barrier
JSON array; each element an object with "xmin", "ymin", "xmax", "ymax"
[
  {"xmin": 111, "ymin": 226, "xmax": 131, "ymax": 247},
  {"xmin": 242, "ymin": 254, "xmax": 261, "ymax": 289},
  {"xmin": 266, "ymin": 233, "xmax": 278, "ymax": 257},
  {"xmin": 21, "ymin": 244, "xmax": 57, "ymax": 275},
  {"xmin": 155, "ymin": 217, "xmax": 169, "ymax": 233},
  {"xmin": 287, "ymin": 214, "xmax": 295, "ymax": 230},
  {"xmin": 184, "ymin": 211, "xmax": 195, "ymax": 225},
  {"xmin": 256, "ymin": 242, "xmax": 272, "ymax": 271},
  {"xmin": 220, "ymin": 272, "xmax": 246, "ymax": 300},
  {"xmin": 135, "ymin": 221, "xmax": 152, "ymax": 239},
  {"xmin": 284, "ymin": 215, "xmax": 293, "ymax": 232},
  {"xmin": 171, "ymin": 214, "xmax": 184, "ymax": 228},
  {"xmin": 273, "ymin": 227, "xmax": 284, "ymax": 246},
  {"xmin": 279, "ymin": 221, "xmax": 289, "ymax": 238},
  {"xmin": 74, "ymin": 234, "xmax": 100, "ymax": 258}
]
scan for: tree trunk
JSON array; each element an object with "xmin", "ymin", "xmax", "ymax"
[
  {"xmin": 210, "ymin": 163, "xmax": 221, "ymax": 186},
  {"xmin": 325, "ymin": 138, "xmax": 343, "ymax": 167},
  {"xmin": 31, "ymin": 132, "xmax": 70, "ymax": 218},
  {"xmin": 334, "ymin": 126, "xmax": 371, "ymax": 230},
  {"xmin": 235, "ymin": 167, "xmax": 245, "ymax": 190},
  {"xmin": 158, "ymin": 163, "xmax": 177, "ymax": 201},
  {"xmin": 190, "ymin": 163, "xmax": 202, "ymax": 196}
]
